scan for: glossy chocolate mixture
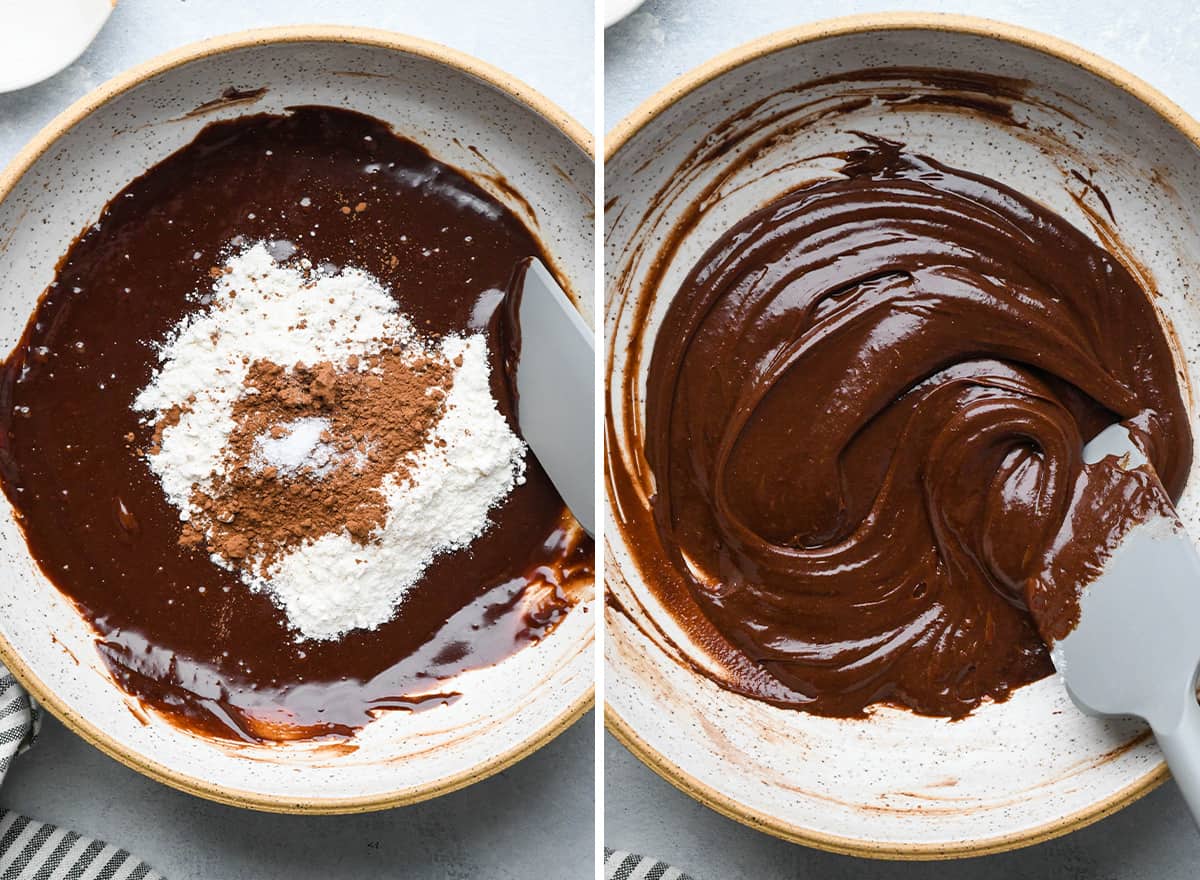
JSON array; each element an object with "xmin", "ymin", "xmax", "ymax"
[
  {"xmin": 0, "ymin": 107, "xmax": 592, "ymax": 742},
  {"xmin": 611, "ymin": 137, "xmax": 1190, "ymax": 719}
]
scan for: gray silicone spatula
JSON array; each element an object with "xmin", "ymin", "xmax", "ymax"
[
  {"xmin": 511, "ymin": 259, "xmax": 595, "ymax": 536},
  {"xmin": 1051, "ymin": 423, "xmax": 1200, "ymax": 824}
]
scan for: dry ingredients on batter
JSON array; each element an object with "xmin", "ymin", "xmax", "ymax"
[{"xmin": 134, "ymin": 242, "xmax": 527, "ymax": 641}]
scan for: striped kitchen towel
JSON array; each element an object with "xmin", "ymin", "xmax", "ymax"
[
  {"xmin": 604, "ymin": 848, "xmax": 695, "ymax": 880},
  {"xmin": 0, "ymin": 667, "xmax": 164, "ymax": 879}
]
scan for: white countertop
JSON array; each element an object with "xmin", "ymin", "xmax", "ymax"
[
  {"xmin": 604, "ymin": 1, "xmax": 1200, "ymax": 877},
  {"xmin": 605, "ymin": 0, "xmax": 1200, "ymax": 124},
  {"xmin": 0, "ymin": 2, "xmax": 595, "ymax": 878}
]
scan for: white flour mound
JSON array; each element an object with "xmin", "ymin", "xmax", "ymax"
[
  {"xmin": 134, "ymin": 243, "xmax": 526, "ymax": 641},
  {"xmin": 134, "ymin": 243, "xmax": 407, "ymax": 511}
]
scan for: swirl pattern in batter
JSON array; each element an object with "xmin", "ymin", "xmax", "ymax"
[{"xmin": 617, "ymin": 137, "xmax": 1191, "ymax": 718}]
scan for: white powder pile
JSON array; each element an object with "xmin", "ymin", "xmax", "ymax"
[
  {"xmin": 252, "ymin": 416, "xmax": 341, "ymax": 477},
  {"xmin": 135, "ymin": 244, "xmax": 405, "ymax": 510},
  {"xmin": 135, "ymin": 243, "xmax": 526, "ymax": 641}
]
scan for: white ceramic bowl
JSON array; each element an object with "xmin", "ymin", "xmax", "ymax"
[
  {"xmin": 0, "ymin": 0, "xmax": 113, "ymax": 94},
  {"xmin": 0, "ymin": 27, "xmax": 594, "ymax": 813},
  {"xmin": 604, "ymin": 0, "xmax": 648, "ymax": 29},
  {"xmin": 605, "ymin": 13, "xmax": 1200, "ymax": 858}
]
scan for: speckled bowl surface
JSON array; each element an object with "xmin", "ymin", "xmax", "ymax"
[
  {"xmin": 0, "ymin": 26, "xmax": 594, "ymax": 813},
  {"xmin": 605, "ymin": 13, "xmax": 1200, "ymax": 858}
]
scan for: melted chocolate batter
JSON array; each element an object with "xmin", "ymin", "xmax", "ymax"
[
  {"xmin": 610, "ymin": 138, "xmax": 1190, "ymax": 719},
  {"xmin": 0, "ymin": 107, "xmax": 592, "ymax": 742}
]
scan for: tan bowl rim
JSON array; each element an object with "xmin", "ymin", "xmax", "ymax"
[
  {"xmin": 0, "ymin": 23, "xmax": 594, "ymax": 815},
  {"xmin": 602, "ymin": 10, "xmax": 1199, "ymax": 859}
]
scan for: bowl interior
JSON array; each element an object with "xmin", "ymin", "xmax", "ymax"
[
  {"xmin": 0, "ymin": 34, "xmax": 594, "ymax": 810},
  {"xmin": 605, "ymin": 24, "xmax": 1200, "ymax": 856}
]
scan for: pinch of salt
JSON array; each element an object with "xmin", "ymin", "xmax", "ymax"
[{"xmin": 252, "ymin": 416, "xmax": 338, "ymax": 476}]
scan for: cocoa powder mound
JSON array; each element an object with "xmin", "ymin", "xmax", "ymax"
[{"xmin": 179, "ymin": 346, "xmax": 454, "ymax": 574}]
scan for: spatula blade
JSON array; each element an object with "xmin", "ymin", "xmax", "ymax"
[
  {"xmin": 513, "ymin": 259, "xmax": 595, "ymax": 536},
  {"xmin": 1054, "ymin": 513, "xmax": 1200, "ymax": 719},
  {"xmin": 1051, "ymin": 424, "xmax": 1200, "ymax": 827},
  {"xmin": 1053, "ymin": 425, "xmax": 1200, "ymax": 723}
]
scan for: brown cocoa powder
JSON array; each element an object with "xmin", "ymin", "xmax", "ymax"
[{"xmin": 172, "ymin": 346, "xmax": 454, "ymax": 574}]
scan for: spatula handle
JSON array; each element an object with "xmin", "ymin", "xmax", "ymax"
[{"xmin": 1153, "ymin": 693, "xmax": 1200, "ymax": 828}]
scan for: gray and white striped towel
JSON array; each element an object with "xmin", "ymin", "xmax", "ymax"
[
  {"xmin": 0, "ymin": 667, "xmax": 163, "ymax": 879},
  {"xmin": 604, "ymin": 848, "xmax": 695, "ymax": 880}
]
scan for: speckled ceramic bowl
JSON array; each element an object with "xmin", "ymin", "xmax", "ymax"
[
  {"xmin": 0, "ymin": 26, "xmax": 594, "ymax": 813},
  {"xmin": 605, "ymin": 13, "xmax": 1200, "ymax": 858}
]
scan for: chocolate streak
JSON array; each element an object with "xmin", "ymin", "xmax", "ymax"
[
  {"xmin": 611, "ymin": 137, "xmax": 1190, "ymax": 719},
  {"xmin": 0, "ymin": 107, "xmax": 592, "ymax": 742}
]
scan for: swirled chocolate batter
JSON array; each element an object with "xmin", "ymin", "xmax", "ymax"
[
  {"xmin": 0, "ymin": 107, "xmax": 592, "ymax": 742},
  {"xmin": 611, "ymin": 137, "xmax": 1190, "ymax": 718}
]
